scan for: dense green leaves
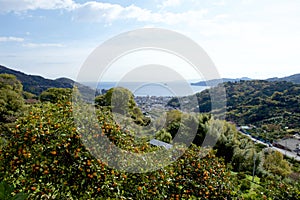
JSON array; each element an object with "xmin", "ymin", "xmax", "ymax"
[
  {"xmin": 0, "ymin": 74, "xmax": 25, "ymax": 133},
  {"xmin": 263, "ymin": 150, "xmax": 292, "ymax": 177},
  {"xmin": 0, "ymin": 181, "xmax": 27, "ymax": 200},
  {"xmin": 95, "ymin": 87, "xmax": 150, "ymax": 126},
  {"xmin": 0, "ymin": 99, "xmax": 234, "ymax": 199},
  {"xmin": 39, "ymin": 88, "xmax": 72, "ymax": 103},
  {"xmin": 169, "ymin": 80, "xmax": 300, "ymax": 142},
  {"xmin": 1, "ymin": 78, "xmax": 300, "ymax": 199}
]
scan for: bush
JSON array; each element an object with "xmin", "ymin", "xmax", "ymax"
[
  {"xmin": 0, "ymin": 181, "xmax": 27, "ymax": 200},
  {"xmin": 240, "ymin": 179, "xmax": 251, "ymax": 192},
  {"xmin": 0, "ymin": 100, "xmax": 233, "ymax": 199}
]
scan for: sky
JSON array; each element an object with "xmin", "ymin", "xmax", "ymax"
[{"xmin": 0, "ymin": 0, "xmax": 300, "ymax": 82}]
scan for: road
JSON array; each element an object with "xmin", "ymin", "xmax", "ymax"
[
  {"xmin": 269, "ymin": 146, "xmax": 300, "ymax": 161},
  {"xmin": 237, "ymin": 128, "xmax": 300, "ymax": 162}
]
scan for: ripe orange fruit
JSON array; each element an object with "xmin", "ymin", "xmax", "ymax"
[
  {"xmin": 137, "ymin": 186, "xmax": 142, "ymax": 191},
  {"xmin": 87, "ymin": 174, "xmax": 93, "ymax": 179},
  {"xmin": 134, "ymin": 147, "xmax": 139, "ymax": 153},
  {"xmin": 87, "ymin": 160, "xmax": 91, "ymax": 166}
]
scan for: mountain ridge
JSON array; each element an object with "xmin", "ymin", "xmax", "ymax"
[
  {"xmin": 0, "ymin": 65, "xmax": 95, "ymax": 101},
  {"xmin": 191, "ymin": 73, "xmax": 300, "ymax": 86},
  {"xmin": 191, "ymin": 77, "xmax": 252, "ymax": 86},
  {"xmin": 266, "ymin": 73, "xmax": 300, "ymax": 84}
]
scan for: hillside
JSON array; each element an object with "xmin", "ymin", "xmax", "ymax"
[
  {"xmin": 0, "ymin": 65, "xmax": 72, "ymax": 95},
  {"xmin": 191, "ymin": 73, "xmax": 300, "ymax": 86},
  {"xmin": 191, "ymin": 77, "xmax": 251, "ymax": 86},
  {"xmin": 267, "ymin": 73, "xmax": 300, "ymax": 84},
  {"xmin": 0, "ymin": 65, "xmax": 95, "ymax": 101},
  {"xmin": 220, "ymin": 80, "xmax": 300, "ymax": 128},
  {"xmin": 169, "ymin": 80, "xmax": 300, "ymax": 129}
]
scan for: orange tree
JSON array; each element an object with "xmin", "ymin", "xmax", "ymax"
[{"xmin": 0, "ymin": 99, "xmax": 233, "ymax": 199}]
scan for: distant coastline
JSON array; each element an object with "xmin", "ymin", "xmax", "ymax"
[{"xmin": 82, "ymin": 81, "xmax": 209, "ymax": 97}]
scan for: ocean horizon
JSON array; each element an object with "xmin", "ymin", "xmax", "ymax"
[{"xmin": 82, "ymin": 81, "xmax": 209, "ymax": 97}]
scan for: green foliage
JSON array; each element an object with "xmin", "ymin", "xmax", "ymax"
[
  {"xmin": 240, "ymin": 179, "xmax": 251, "ymax": 192},
  {"xmin": 155, "ymin": 129, "xmax": 172, "ymax": 143},
  {"xmin": 0, "ymin": 181, "xmax": 27, "ymax": 200},
  {"xmin": 39, "ymin": 87, "xmax": 72, "ymax": 103},
  {"xmin": 95, "ymin": 87, "xmax": 135, "ymax": 111},
  {"xmin": 231, "ymin": 139, "xmax": 263, "ymax": 174},
  {"xmin": 0, "ymin": 65, "xmax": 74, "ymax": 96},
  {"xmin": 22, "ymin": 91, "xmax": 37, "ymax": 100},
  {"xmin": 95, "ymin": 87, "xmax": 150, "ymax": 126},
  {"xmin": 0, "ymin": 74, "xmax": 23, "ymax": 93},
  {"xmin": 157, "ymin": 108, "xmax": 264, "ymax": 175},
  {"xmin": 169, "ymin": 80, "xmax": 300, "ymax": 134},
  {"xmin": 220, "ymin": 80, "xmax": 300, "ymax": 130},
  {"xmin": 0, "ymin": 74, "xmax": 25, "ymax": 133},
  {"xmin": 263, "ymin": 150, "xmax": 292, "ymax": 177},
  {"xmin": 259, "ymin": 178, "xmax": 300, "ymax": 199},
  {"xmin": 267, "ymin": 73, "xmax": 300, "ymax": 84},
  {"xmin": 0, "ymin": 100, "xmax": 233, "ymax": 199}
]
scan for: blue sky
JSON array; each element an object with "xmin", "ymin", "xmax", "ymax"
[{"xmin": 0, "ymin": 0, "xmax": 299, "ymax": 81}]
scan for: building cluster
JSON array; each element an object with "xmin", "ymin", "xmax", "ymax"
[
  {"xmin": 134, "ymin": 96, "xmax": 174, "ymax": 113},
  {"xmin": 273, "ymin": 135, "xmax": 300, "ymax": 155}
]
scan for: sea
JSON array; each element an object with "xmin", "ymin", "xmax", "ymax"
[{"xmin": 82, "ymin": 82, "xmax": 209, "ymax": 97}]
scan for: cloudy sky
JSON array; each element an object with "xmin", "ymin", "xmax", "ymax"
[{"xmin": 0, "ymin": 0, "xmax": 299, "ymax": 81}]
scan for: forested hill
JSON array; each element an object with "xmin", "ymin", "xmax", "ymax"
[
  {"xmin": 191, "ymin": 73, "xmax": 300, "ymax": 86},
  {"xmin": 191, "ymin": 77, "xmax": 251, "ymax": 86},
  {"xmin": 221, "ymin": 80, "xmax": 300, "ymax": 127},
  {"xmin": 267, "ymin": 73, "xmax": 300, "ymax": 84},
  {"xmin": 169, "ymin": 80, "xmax": 300, "ymax": 128},
  {"xmin": 0, "ymin": 65, "xmax": 72, "ymax": 95},
  {"xmin": 0, "ymin": 65, "xmax": 94, "ymax": 100}
]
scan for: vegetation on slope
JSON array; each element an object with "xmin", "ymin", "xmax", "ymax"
[
  {"xmin": 1, "ymin": 75, "xmax": 300, "ymax": 199},
  {"xmin": 169, "ymin": 80, "xmax": 300, "ymax": 138},
  {"xmin": 0, "ymin": 65, "xmax": 95, "ymax": 102}
]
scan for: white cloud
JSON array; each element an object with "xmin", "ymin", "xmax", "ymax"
[
  {"xmin": 0, "ymin": 0, "xmax": 209, "ymax": 31},
  {"xmin": 0, "ymin": 0, "xmax": 209, "ymax": 26},
  {"xmin": 73, "ymin": 2, "xmax": 208, "ymax": 25},
  {"xmin": 72, "ymin": 1, "xmax": 123, "ymax": 22},
  {"xmin": 213, "ymin": 0, "xmax": 226, "ymax": 6},
  {"xmin": 0, "ymin": 36, "xmax": 24, "ymax": 42},
  {"xmin": 0, "ymin": 0, "xmax": 76, "ymax": 13},
  {"xmin": 159, "ymin": 0, "xmax": 183, "ymax": 8},
  {"xmin": 23, "ymin": 43, "xmax": 64, "ymax": 48}
]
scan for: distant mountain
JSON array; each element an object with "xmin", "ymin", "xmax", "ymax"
[
  {"xmin": 191, "ymin": 77, "xmax": 251, "ymax": 86},
  {"xmin": 0, "ymin": 65, "xmax": 95, "ymax": 101},
  {"xmin": 55, "ymin": 77, "xmax": 96, "ymax": 102},
  {"xmin": 0, "ymin": 65, "xmax": 72, "ymax": 95},
  {"xmin": 267, "ymin": 73, "xmax": 300, "ymax": 84}
]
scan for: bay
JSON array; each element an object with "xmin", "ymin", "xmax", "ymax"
[{"xmin": 82, "ymin": 81, "xmax": 209, "ymax": 97}]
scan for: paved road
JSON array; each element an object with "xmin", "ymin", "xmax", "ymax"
[
  {"xmin": 238, "ymin": 128, "xmax": 300, "ymax": 162},
  {"xmin": 269, "ymin": 146, "xmax": 300, "ymax": 161}
]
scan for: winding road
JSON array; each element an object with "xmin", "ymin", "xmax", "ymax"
[{"xmin": 238, "ymin": 128, "xmax": 300, "ymax": 162}]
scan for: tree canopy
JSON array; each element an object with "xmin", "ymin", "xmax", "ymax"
[
  {"xmin": 39, "ymin": 88, "xmax": 72, "ymax": 103},
  {"xmin": 0, "ymin": 74, "xmax": 25, "ymax": 133}
]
